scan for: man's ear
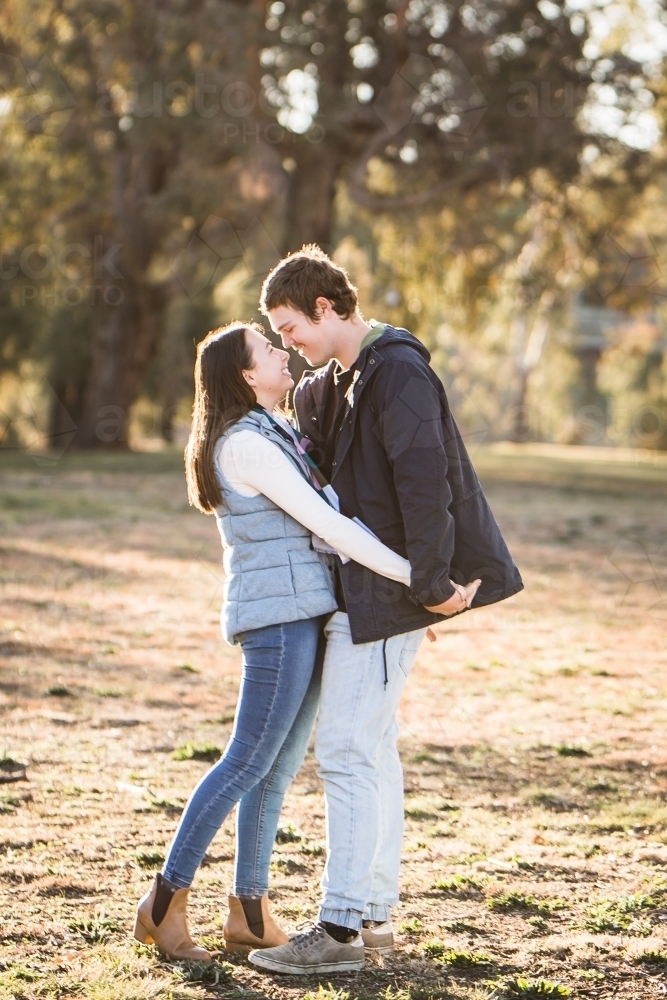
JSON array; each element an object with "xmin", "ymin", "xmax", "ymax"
[{"xmin": 314, "ymin": 296, "xmax": 333, "ymax": 320}]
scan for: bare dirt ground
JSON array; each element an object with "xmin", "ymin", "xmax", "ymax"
[{"xmin": 1, "ymin": 446, "xmax": 667, "ymax": 1000}]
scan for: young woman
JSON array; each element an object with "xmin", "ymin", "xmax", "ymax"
[{"xmin": 133, "ymin": 322, "xmax": 412, "ymax": 960}]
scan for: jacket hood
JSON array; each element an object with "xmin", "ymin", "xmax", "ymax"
[
  {"xmin": 295, "ymin": 324, "xmax": 430, "ymax": 405},
  {"xmin": 371, "ymin": 324, "xmax": 431, "ymax": 363}
]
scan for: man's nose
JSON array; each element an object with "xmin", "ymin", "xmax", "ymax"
[{"xmin": 280, "ymin": 332, "xmax": 293, "ymax": 349}]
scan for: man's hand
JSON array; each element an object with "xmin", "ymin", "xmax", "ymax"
[{"xmin": 425, "ymin": 578, "xmax": 482, "ymax": 615}]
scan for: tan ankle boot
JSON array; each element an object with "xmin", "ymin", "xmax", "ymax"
[
  {"xmin": 223, "ymin": 893, "xmax": 289, "ymax": 954},
  {"xmin": 134, "ymin": 873, "xmax": 211, "ymax": 961}
]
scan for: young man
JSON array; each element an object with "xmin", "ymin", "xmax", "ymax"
[{"xmin": 248, "ymin": 245, "xmax": 523, "ymax": 975}]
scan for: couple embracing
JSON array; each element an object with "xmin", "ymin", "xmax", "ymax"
[{"xmin": 134, "ymin": 245, "xmax": 522, "ymax": 975}]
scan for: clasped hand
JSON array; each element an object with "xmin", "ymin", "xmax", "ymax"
[{"xmin": 425, "ymin": 578, "xmax": 482, "ymax": 616}]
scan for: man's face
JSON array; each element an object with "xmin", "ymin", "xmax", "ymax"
[{"xmin": 268, "ymin": 301, "xmax": 337, "ymax": 367}]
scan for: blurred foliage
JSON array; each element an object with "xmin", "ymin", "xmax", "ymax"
[{"xmin": 0, "ymin": 0, "xmax": 666, "ymax": 449}]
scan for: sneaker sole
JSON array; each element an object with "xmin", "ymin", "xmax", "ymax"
[
  {"xmin": 248, "ymin": 955, "xmax": 365, "ymax": 975},
  {"xmin": 361, "ymin": 934, "xmax": 394, "ymax": 953}
]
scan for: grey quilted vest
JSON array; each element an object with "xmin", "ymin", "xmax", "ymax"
[{"xmin": 214, "ymin": 409, "xmax": 337, "ymax": 644}]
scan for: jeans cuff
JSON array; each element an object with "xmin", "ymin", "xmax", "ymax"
[
  {"xmin": 234, "ymin": 885, "xmax": 268, "ymax": 897},
  {"xmin": 161, "ymin": 869, "xmax": 192, "ymax": 890},
  {"xmin": 363, "ymin": 903, "xmax": 392, "ymax": 923},
  {"xmin": 319, "ymin": 906, "xmax": 364, "ymax": 931}
]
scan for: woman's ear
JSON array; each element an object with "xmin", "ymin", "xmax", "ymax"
[{"xmin": 242, "ymin": 370, "xmax": 255, "ymax": 386}]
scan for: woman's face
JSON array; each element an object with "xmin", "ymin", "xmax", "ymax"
[{"xmin": 242, "ymin": 327, "xmax": 294, "ymax": 403}]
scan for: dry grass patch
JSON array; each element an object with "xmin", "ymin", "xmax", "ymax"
[{"xmin": 2, "ymin": 450, "xmax": 667, "ymax": 999}]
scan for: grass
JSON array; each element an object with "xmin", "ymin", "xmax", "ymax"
[
  {"xmin": 574, "ymin": 968, "xmax": 605, "ymax": 980},
  {"xmin": 487, "ymin": 892, "xmax": 568, "ymax": 916},
  {"xmin": 530, "ymin": 792, "xmax": 574, "ymax": 812},
  {"xmin": 421, "ymin": 940, "xmax": 448, "ymax": 957},
  {"xmin": 171, "ymin": 959, "xmax": 234, "ymax": 984},
  {"xmin": 445, "ymin": 919, "xmax": 481, "ymax": 934},
  {"xmin": 584, "ymin": 893, "xmax": 656, "ymax": 934},
  {"xmin": 405, "ymin": 989, "xmax": 450, "ymax": 1000},
  {"xmin": 302, "ymin": 988, "xmax": 351, "ymax": 1000},
  {"xmin": 409, "ymin": 751, "xmax": 441, "ymax": 764},
  {"xmin": 300, "ymin": 841, "xmax": 325, "ymax": 856},
  {"xmin": 491, "ymin": 977, "xmax": 572, "ymax": 997},
  {"xmin": 0, "ymin": 794, "xmax": 21, "ymax": 815},
  {"xmin": 68, "ymin": 913, "xmax": 121, "ymax": 943},
  {"xmin": 271, "ymin": 857, "xmax": 308, "ymax": 874},
  {"xmin": 433, "ymin": 874, "xmax": 484, "ymax": 892},
  {"xmin": 634, "ymin": 949, "xmax": 667, "ymax": 963},
  {"xmin": 0, "ymin": 946, "xmax": 196, "ymax": 1000},
  {"xmin": 44, "ymin": 683, "xmax": 73, "ymax": 697},
  {"xmin": 422, "ymin": 944, "xmax": 492, "ymax": 967},
  {"xmin": 405, "ymin": 806, "xmax": 439, "ymax": 820},
  {"xmin": 134, "ymin": 850, "xmax": 165, "ymax": 869},
  {"xmin": 586, "ymin": 781, "xmax": 617, "ymax": 793},
  {"xmin": 2, "ymin": 447, "xmax": 667, "ymax": 1000},
  {"xmin": 555, "ymin": 744, "xmax": 591, "ymax": 758},
  {"xmin": 275, "ymin": 821, "xmax": 302, "ymax": 843},
  {"xmin": 0, "ymin": 753, "xmax": 26, "ymax": 780},
  {"xmin": 172, "ymin": 742, "xmax": 221, "ymax": 762},
  {"xmin": 0, "ymin": 489, "xmax": 116, "ymax": 519}
]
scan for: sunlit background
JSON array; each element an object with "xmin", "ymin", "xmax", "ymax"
[
  {"xmin": 4, "ymin": 6, "xmax": 667, "ymax": 997},
  {"xmin": 1, "ymin": 0, "xmax": 667, "ymax": 454}
]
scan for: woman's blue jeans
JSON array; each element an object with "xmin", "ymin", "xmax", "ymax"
[{"xmin": 162, "ymin": 616, "xmax": 324, "ymax": 892}]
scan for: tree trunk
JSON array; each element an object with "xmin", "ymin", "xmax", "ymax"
[
  {"xmin": 509, "ymin": 292, "xmax": 551, "ymax": 442},
  {"xmin": 281, "ymin": 140, "xmax": 341, "ymax": 255},
  {"xmin": 567, "ymin": 345, "xmax": 605, "ymax": 444},
  {"xmin": 510, "ymin": 367, "xmax": 531, "ymax": 442},
  {"xmin": 510, "ymin": 315, "xmax": 550, "ymax": 441},
  {"xmin": 49, "ymin": 374, "xmax": 87, "ymax": 452},
  {"xmin": 75, "ymin": 275, "xmax": 166, "ymax": 448}
]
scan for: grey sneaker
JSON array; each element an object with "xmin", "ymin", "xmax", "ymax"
[
  {"xmin": 248, "ymin": 923, "xmax": 365, "ymax": 975},
  {"xmin": 361, "ymin": 919, "xmax": 394, "ymax": 953}
]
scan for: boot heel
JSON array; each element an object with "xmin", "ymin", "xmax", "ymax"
[
  {"xmin": 224, "ymin": 940, "xmax": 252, "ymax": 955},
  {"xmin": 134, "ymin": 917, "xmax": 154, "ymax": 945}
]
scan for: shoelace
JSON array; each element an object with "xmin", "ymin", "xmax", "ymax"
[
  {"xmin": 293, "ymin": 918, "xmax": 316, "ymax": 934},
  {"xmin": 291, "ymin": 923, "xmax": 326, "ymax": 951}
]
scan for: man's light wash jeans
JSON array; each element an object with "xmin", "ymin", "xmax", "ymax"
[{"xmin": 316, "ymin": 611, "xmax": 426, "ymax": 931}]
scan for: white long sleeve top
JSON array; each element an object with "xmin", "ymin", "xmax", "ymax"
[{"xmin": 217, "ymin": 428, "xmax": 411, "ymax": 586}]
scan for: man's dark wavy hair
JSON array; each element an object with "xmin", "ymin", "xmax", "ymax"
[{"xmin": 260, "ymin": 243, "xmax": 358, "ymax": 321}]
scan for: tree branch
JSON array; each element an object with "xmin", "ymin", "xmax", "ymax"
[{"xmin": 347, "ymin": 129, "xmax": 487, "ymax": 211}]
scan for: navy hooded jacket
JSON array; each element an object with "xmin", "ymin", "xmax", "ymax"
[{"xmin": 294, "ymin": 324, "xmax": 523, "ymax": 644}]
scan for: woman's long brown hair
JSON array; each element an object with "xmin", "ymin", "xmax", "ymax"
[{"xmin": 185, "ymin": 323, "xmax": 261, "ymax": 513}]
